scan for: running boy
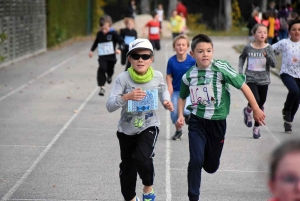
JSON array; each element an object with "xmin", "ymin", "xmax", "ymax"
[
  {"xmin": 239, "ymin": 23, "xmax": 276, "ymax": 139},
  {"xmin": 120, "ymin": 17, "xmax": 138, "ymax": 71},
  {"xmin": 176, "ymin": 34, "xmax": 265, "ymax": 201},
  {"xmin": 143, "ymin": 11, "xmax": 161, "ymax": 52},
  {"xmin": 89, "ymin": 15, "xmax": 124, "ymax": 96},
  {"xmin": 166, "ymin": 34, "xmax": 195, "ymax": 140},
  {"xmin": 272, "ymin": 19, "xmax": 300, "ymax": 133},
  {"xmin": 106, "ymin": 38, "xmax": 173, "ymax": 201}
]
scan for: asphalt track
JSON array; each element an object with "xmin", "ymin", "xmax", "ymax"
[{"xmin": 0, "ymin": 38, "xmax": 299, "ymax": 201}]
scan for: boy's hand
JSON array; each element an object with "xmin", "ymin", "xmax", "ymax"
[
  {"xmin": 253, "ymin": 108, "xmax": 266, "ymax": 125},
  {"xmin": 163, "ymin": 100, "xmax": 174, "ymax": 111},
  {"xmin": 176, "ymin": 115, "xmax": 184, "ymax": 129},
  {"xmin": 123, "ymin": 88, "xmax": 146, "ymax": 101},
  {"xmin": 88, "ymin": 51, "xmax": 93, "ymax": 58},
  {"xmin": 115, "ymin": 49, "xmax": 121, "ymax": 54}
]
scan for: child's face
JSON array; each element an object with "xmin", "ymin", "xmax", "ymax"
[
  {"xmin": 190, "ymin": 42, "xmax": 213, "ymax": 68},
  {"xmin": 172, "ymin": 10, "xmax": 177, "ymax": 16},
  {"xmin": 254, "ymin": 26, "xmax": 268, "ymax": 42},
  {"xmin": 126, "ymin": 21, "xmax": 134, "ymax": 30},
  {"xmin": 269, "ymin": 152, "xmax": 300, "ymax": 201},
  {"xmin": 101, "ymin": 22, "xmax": 110, "ymax": 34},
  {"xmin": 174, "ymin": 38, "xmax": 189, "ymax": 56},
  {"xmin": 158, "ymin": 4, "xmax": 162, "ymax": 9},
  {"xmin": 128, "ymin": 49, "xmax": 153, "ymax": 75},
  {"xmin": 289, "ymin": 23, "xmax": 300, "ymax": 42}
]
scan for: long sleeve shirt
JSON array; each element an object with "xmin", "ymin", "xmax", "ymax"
[
  {"xmin": 106, "ymin": 70, "xmax": 170, "ymax": 135},
  {"xmin": 90, "ymin": 29, "xmax": 124, "ymax": 61},
  {"xmin": 272, "ymin": 38, "xmax": 300, "ymax": 78},
  {"xmin": 238, "ymin": 43, "xmax": 276, "ymax": 85}
]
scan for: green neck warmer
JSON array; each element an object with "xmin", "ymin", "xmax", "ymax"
[{"xmin": 128, "ymin": 66, "xmax": 154, "ymax": 83}]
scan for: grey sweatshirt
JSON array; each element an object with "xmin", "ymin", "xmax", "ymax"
[
  {"xmin": 106, "ymin": 70, "xmax": 170, "ymax": 135},
  {"xmin": 238, "ymin": 43, "xmax": 276, "ymax": 85}
]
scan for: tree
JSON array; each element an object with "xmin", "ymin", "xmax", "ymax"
[
  {"xmin": 224, "ymin": 0, "xmax": 232, "ymax": 31},
  {"xmin": 167, "ymin": 0, "xmax": 177, "ymax": 19},
  {"xmin": 140, "ymin": 0, "xmax": 150, "ymax": 14},
  {"xmin": 261, "ymin": 0, "xmax": 267, "ymax": 12}
]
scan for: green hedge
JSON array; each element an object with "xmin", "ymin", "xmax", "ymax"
[{"xmin": 46, "ymin": 0, "xmax": 89, "ymax": 47}]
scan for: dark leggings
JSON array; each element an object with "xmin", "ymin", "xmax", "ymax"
[
  {"xmin": 280, "ymin": 73, "xmax": 300, "ymax": 122},
  {"xmin": 247, "ymin": 82, "xmax": 268, "ymax": 127},
  {"xmin": 97, "ymin": 59, "xmax": 116, "ymax": 86}
]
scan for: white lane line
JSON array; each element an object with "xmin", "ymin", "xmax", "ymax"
[
  {"xmin": 1, "ymin": 86, "xmax": 98, "ymax": 201},
  {"xmin": 236, "ymin": 89, "xmax": 280, "ymax": 144},
  {"xmin": 164, "ymin": 41, "xmax": 172, "ymax": 201},
  {"xmin": 0, "ymin": 48, "xmax": 88, "ymax": 102}
]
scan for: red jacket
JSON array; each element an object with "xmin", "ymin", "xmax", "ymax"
[{"xmin": 176, "ymin": 3, "xmax": 187, "ymax": 18}]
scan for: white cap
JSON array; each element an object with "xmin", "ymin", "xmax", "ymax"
[{"xmin": 126, "ymin": 38, "xmax": 154, "ymax": 56}]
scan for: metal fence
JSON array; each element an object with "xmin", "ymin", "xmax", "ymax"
[{"xmin": 0, "ymin": 0, "xmax": 46, "ymax": 67}]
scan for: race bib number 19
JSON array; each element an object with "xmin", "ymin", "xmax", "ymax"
[
  {"xmin": 189, "ymin": 85, "xmax": 215, "ymax": 106},
  {"xmin": 98, "ymin": 41, "xmax": 114, "ymax": 56}
]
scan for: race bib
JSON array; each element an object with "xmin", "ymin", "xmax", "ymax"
[
  {"xmin": 127, "ymin": 89, "xmax": 158, "ymax": 112},
  {"xmin": 97, "ymin": 41, "xmax": 114, "ymax": 56},
  {"xmin": 124, "ymin": 35, "xmax": 135, "ymax": 45},
  {"xmin": 150, "ymin": 27, "xmax": 159, "ymax": 34},
  {"xmin": 248, "ymin": 57, "xmax": 266, "ymax": 71},
  {"xmin": 189, "ymin": 85, "xmax": 215, "ymax": 106}
]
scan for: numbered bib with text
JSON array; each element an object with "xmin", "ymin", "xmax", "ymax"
[
  {"xmin": 189, "ymin": 85, "xmax": 215, "ymax": 106},
  {"xmin": 150, "ymin": 27, "xmax": 159, "ymax": 34},
  {"xmin": 98, "ymin": 41, "xmax": 114, "ymax": 56}
]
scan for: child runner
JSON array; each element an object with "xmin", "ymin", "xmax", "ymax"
[
  {"xmin": 268, "ymin": 139, "xmax": 300, "ymax": 201},
  {"xmin": 239, "ymin": 23, "xmax": 276, "ymax": 139},
  {"xmin": 166, "ymin": 34, "xmax": 195, "ymax": 140},
  {"xmin": 176, "ymin": 34, "xmax": 265, "ymax": 201},
  {"xmin": 89, "ymin": 15, "xmax": 124, "ymax": 96},
  {"xmin": 120, "ymin": 17, "xmax": 138, "ymax": 71},
  {"xmin": 169, "ymin": 9, "xmax": 183, "ymax": 39},
  {"xmin": 272, "ymin": 19, "xmax": 300, "ymax": 133},
  {"xmin": 155, "ymin": 4, "xmax": 164, "ymax": 29},
  {"xmin": 106, "ymin": 38, "xmax": 173, "ymax": 201},
  {"xmin": 143, "ymin": 11, "xmax": 161, "ymax": 52}
]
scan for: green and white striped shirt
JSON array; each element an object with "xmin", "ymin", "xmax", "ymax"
[{"xmin": 180, "ymin": 60, "xmax": 246, "ymax": 120}]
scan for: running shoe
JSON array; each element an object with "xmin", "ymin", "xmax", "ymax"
[
  {"xmin": 243, "ymin": 107, "xmax": 252, "ymax": 127},
  {"xmin": 282, "ymin": 109, "xmax": 292, "ymax": 123},
  {"xmin": 142, "ymin": 189, "xmax": 156, "ymax": 201},
  {"xmin": 172, "ymin": 130, "xmax": 183, "ymax": 140},
  {"xmin": 284, "ymin": 122, "xmax": 292, "ymax": 133},
  {"xmin": 99, "ymin": 87, "xmax": 105, "ymax": 96},
  {"xmin": 253, "ymin": 126, "xmax": 261, "ymax": 139},
  {"xmin": 107, "ymin": 76, "xmax": 112, "ymax": 84},
  {"xmin": 184, "ymin": 114, "xmax": 191, "ymax": 125}
]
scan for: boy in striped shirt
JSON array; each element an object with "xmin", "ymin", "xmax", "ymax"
[{"xmin": 176, "ymin": 34, "xmax": 266, "ymax": 201}]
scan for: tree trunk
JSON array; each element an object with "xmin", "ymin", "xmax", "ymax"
[
  {"xmin": 285, "ymin": 0, "xmax": 291, "ymax": 4},
  {"xmin": 224, "ymin": 0, "xmax": 232, "ymax": 31},
  {"xmin": 167, "ymin": 0, "xmax": 177, "ymax": 19},
  {"xmin": 261, "ymin": 0, "xmax": 267, "ymax": 12},
  {"xmin": 140, "ymin": 0, "xmax": 150, "ymax": 14}
]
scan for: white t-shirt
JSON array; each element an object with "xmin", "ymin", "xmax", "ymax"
[
  {"xmin": 156, "ymin": 9, "xmax": 164, "ymax": 22},
  {"xmin": 272, "ymin": 38, "xmax": 300, "ymax": 78}
]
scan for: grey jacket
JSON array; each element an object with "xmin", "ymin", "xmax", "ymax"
[
  {"xmin": 106, "ymin": 70, "xmax": 170, "ymax": 135},
  {"xmin": 238, "ymin": 43, "xmax": 276, "ymax": 85}
]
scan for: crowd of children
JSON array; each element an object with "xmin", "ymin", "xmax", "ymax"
[{"xmin": 88, "ymin": 6, "xmax": 300, "ymax": 200}]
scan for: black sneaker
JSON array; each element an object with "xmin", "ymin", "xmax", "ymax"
[
  {"xmin": 184, "ymin": 114, "xmax": 191, "ymax": 125},
  {"xmin": 172, "ymin": 130, "xmax": 183, "ymax": 140},
  {"xmin": 282, "ymin": 109, "xmax": 292, "ymax": 123},
  {"xmin": 99, "ymin": 87, "xmax": 105, "ymax": 96},
  {"xmin": 107, "ymin": 76, "xmax": 112, "ymax": 84},
  {"xmin": 284, "ymin": 122, "xmax": 292, "ymax": 133}
]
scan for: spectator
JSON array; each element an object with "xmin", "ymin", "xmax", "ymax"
[
  {"xmin": 267, "ymin": 1, "xmax": 278, "ymax": 13},
  {"xmin": 278, "ymin": 5, "xmax": 289, "ymax": 40},
  {"xmin": 176, "ymin": 0, "xmax": 187, "ymax": 18},
  {"xmin": 125, "ymin": 0, "xmax": 137, "ymax": 19},
  {"xmin": 247, "ymin": 9, "xmax": 261, "ymax": 43}
]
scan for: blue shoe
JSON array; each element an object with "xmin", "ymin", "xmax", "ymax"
[
  {"xmin": 253, "ymin": 126, "xmax": 261, "ymax": 139},
  {"xmin": 142, "ymin": 189, "xmax": 156, "ymax": 201},
  {"xmin": 243, "ymin": 107, "xmax": 252, "ymax": 127}
]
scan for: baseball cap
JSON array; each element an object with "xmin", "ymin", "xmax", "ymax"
[{"xmin": 126, "ymin": 38, "xmax": 154, "ymax": 56}]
